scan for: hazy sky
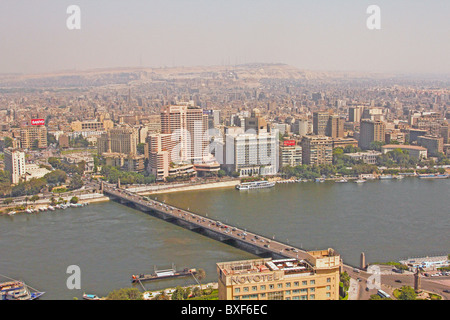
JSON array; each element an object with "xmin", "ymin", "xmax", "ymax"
[{"xmin": 0, "ymin": 0, "xmax": 449, "ymax": 75}]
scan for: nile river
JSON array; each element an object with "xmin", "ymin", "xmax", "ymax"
[{"xmin": 0, "ymin": 177, "xmax": 449, "ymax": 299}]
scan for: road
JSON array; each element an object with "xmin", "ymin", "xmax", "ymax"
[{"xmin": 344, "ymin": 266, "xmax": 450, "ymax": 300}]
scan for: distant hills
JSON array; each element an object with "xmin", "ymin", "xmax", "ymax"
[{"xmin": 0, "ymin": 64, "xmax": 446, "ymax": 89}]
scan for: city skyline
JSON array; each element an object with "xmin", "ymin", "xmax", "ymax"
[{"xmin": 0, "ymin": 0, "xmax": 449, "ymax": 75}]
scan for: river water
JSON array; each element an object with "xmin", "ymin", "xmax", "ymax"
[{"xmin": 0, "ymin": 177, "xmax": 448, "ymax": 299}]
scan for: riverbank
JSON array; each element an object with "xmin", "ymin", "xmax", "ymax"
[{"xmin": 137, "ymin": 180, "xmax": 240, "ymax": 195}]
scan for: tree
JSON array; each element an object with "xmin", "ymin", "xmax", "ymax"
[
  {"xmin": 30, "ymin": 195, "xmax": 39, "ymax": 203},
  {"xmin": 70, "ymin": 196, "xmax": 79, "ymax": 204},
  {"xmin": 137, "ymin": 143, "xmax": 146, "ymax": 155},
  {"xmin": 4, "ymin": 137, "xmax": 13, "ymax": 148},
  {"xmin": 3, "ymin": 198, "xmax": 13, "ymax": 205},
  {"xmin": 106, "ymin": 288, "xmax": 143, "ymax": 300},
  {"xmin": 32, "ymin": 139, "xmax": 40, "ymax": 150},
  {"xmin": 217, "ymin": 170, "xmax": 226, "ymax": 178},
  {"xmin": 398, "ymin": 286, "xmax": 417, "ymax": 300},
  {"xmin": 340, "ymin": 271, "xmax": 350, "ymax": 291},
  {"xmin": 152, "ymin": 291, "xmax": 170, "ymax": 300},
  {"xmin": 69, "ymin": 174, "xmax": 83, "ymax": 190},
  {"xmin": 44, "ymin": 170, "xmax": 67, "ymax": 185},
  {"xmin": 171, "ymin": 286, "xmax": 185, "ymax": 300},
  {"xmin": 196, "ymin": 268, "xmax": 206, "ymax": 290},
  {"xmin": 192, "ymin": 286, "xmax": 202, "ymax": 298}
]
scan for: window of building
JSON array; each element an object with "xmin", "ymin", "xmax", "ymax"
[
  {"xmin": 252, "ymin": 286, "xmax": 257, "ymax": 291},
  {"xmin": 235, "ymin": 288, "xmax": 240, "ymax": 294},
  {"xmin": 300, "ymin": 289, "xmax": 307, "ymax": 294},
  {"xmin": 243, "ymin": 287, "xmax": 249, "ymax": 292},
  {"xmin": 302, "ymin": 281, "xmax": 307, "ymax": 286},
  {"xmin": 260, "ymin": 285, "xmax": 266, "ymax": 290},
  {"xmin": 285, "ymin": 290, "xmax": 291, "ymax": 295},
  {"xmin": 277, "ymin": 283, "xmax": 283, "ymax": 289},
  {"xmin": 327, "ymin": 278, "xmax": 331, "ymax": 283},
  {"xmin": 310, "ymin": 280, "xmax": 315, "ymax": 285},
  {"xmin": 286, "ymin": 282, "xmax": 291, "ymax": 288},
  {"xmin": 260, "ymin": 293, "xmax": 266, "ymax": 298},
  {"xmin": 293, "ymin": 296, "xmax": 300, "ymax": 300},
  {"xmin": 300, "ymin": 295, "xmax": 307, "ymax": 300},
  {"xmin": 269, "ymin": 284, "xmax": 274, "ymax": 290},
  {"xmin": 310, "ymin": 288, "xmax": 315, "ymax": 292},
  {"xmin": 326, "ymin": 285, "xmax": 331, "ymax": 290},
  {"xmin": 326, "ymin": 293, "xmax": 331, "ymax": 298},
  {"xmin": 310, "ymin": 294, "xmax": 315, "ymax": 300},
  {"xmin": 294, "ymin": 282, "xmax": 299, "ymax": 287}
]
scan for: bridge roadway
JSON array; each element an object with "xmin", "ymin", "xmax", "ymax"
[{"xmin": 102, "ymin": 184, "xmax": 315, "ymax": 262}]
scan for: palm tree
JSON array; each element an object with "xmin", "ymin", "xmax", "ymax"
[{"xmin": 196, "ymin": 268, "xmax": 206, "ymax": 290}]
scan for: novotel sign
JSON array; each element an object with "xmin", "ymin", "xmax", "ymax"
[
  {"xmin": 31, "ymin": 119, "xmax": 45, "ymax": 126},
  {"xmin": 230, "ymin": 273, "xmax": 281, "ymax": 285}
]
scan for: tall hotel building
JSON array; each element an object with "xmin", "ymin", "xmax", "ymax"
[
  {"xmin": 217, "ymin": 249, "xmax": 341, "ymax": 300},
  {"xmin": 147, "ymin": 105, "xmax": 211, "ymax": 180},
  {"xmin": 160, "ymin": 105, "xmax": 209, "ymax": 163},
  {"xmin": 4, "ymin": 148, "xmax": 26, "ymax": 184}
]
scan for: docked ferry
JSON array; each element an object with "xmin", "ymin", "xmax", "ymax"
[
  {"xmin": 0, "ymin": 281, "xmax": 45, "ymax": 300},
  {"xmin": 236, "ymin": 180, "xmax": 276, "ymax": 190},
  {"xmin": 418, "ymin": 173, "xmax": 449, "ymax": 179}
]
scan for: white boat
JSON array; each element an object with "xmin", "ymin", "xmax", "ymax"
[
  {"xmin": 48, "ymin": 206, "xmax": 55, "ymax": 211},
  {"xmin": 8, "ymin": 211, "xmax": 16, "ymax": 216},
  {"xmin": 355, "ymin": 179, "xmax": 366, "ymax": 183},
  {"xmin": 335, "ymin": 178, "xmax": 348, "ymax": 183},
  {"xmin": 26, "ymin": 209, "xmax": 33, "ymax": 214},
  {"xmin": 395, "ymin": 175, "xmax": 404, "ymax": 180},
  {"xmin": 236, "ymin": 180, "xmax": 276, "ymax": 190}
]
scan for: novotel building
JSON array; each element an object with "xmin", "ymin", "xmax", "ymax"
[{"xmin": 217, "ymin": 249, "xmax": 341, "ymax": 300}]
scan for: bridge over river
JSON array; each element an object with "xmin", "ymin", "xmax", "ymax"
[{"xmin": 101, "ymin": 182, "xmax": 354, "ymax": 272}]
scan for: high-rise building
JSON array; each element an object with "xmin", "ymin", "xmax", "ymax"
[
  {"xmin": 4, "ymin": 148, "xmax": 26, "ymax": 184},
  {"xmin": 146, "ymin": 134, "xmax": 174, "ymax": 180},
  {"xmin": 217, "ymin": 249, "xmax": 341, "ymax": 300},
  {"xmin": 244, "ymin": 108, "xmax": 268, "ymax": 134},
  {"xmin": 161, "ymin": 105, "xmax": 209, "ymax": 164},
  {"xmin": 326, "ymin": 115, "xmax": 344, "ymax": 139},
  {"xmin": 348, "ymin": 105, "xmax": 364, "ymax": 123},
  {"xmin": 301, "ymin": 135, "xmax": 333, "ymax": 165},
  {"xmin": 358, "ymin": 120, "xmax": 385, "ymax": 150},
  {"xmin": 20, "ymin": 125, "xmax": 47, "ymax": 149},
  {"xmin": 313, "ymin": 111, "xmax": 330, "ymax": 136}
]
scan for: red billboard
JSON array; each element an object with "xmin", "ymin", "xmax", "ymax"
[
  {"xmin": 283, "ymin": 140, "xmax": 296, "ymax": 146},
  {"xmin": 31, "ymin": 119, "xmax": 45, "ymax": 126}
]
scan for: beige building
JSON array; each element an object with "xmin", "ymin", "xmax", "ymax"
[
  {"xmin": 71, "ymin": 119, "xmax": 114, "ymax": 132},
  {"xmin": 20, "ymin": 125, "xmax": 47, "ymax": 149},
  {"xmin": 97, "ymin": 127, "xmax": 138, "ymax": 155},
  {"xmin": 217, "ymin": 249, "xmax": 341, "ymax": 300},
  {"xmin": 358, "ymin": 119, "xmax": 385, "ymax": 150},
  {"xmin": 381, "ymin": 144, "xmax": 428, "ymax": 160},
  {"xmin": 301, "ymin": 135, "xmax": 333, "ymax": 165}
]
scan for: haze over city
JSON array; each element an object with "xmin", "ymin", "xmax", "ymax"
[{"xmin": 0, "ymin": 0, "xmax": 449, "ymax": 75}]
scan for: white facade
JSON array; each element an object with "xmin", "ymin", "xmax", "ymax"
[
  {"xmin": 224, "ymin": 131, "xmax": 279, "ymax": 177},
  {"xmin": 4, "ymin": 149, "xmax": 26, "ymax": 184}
]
